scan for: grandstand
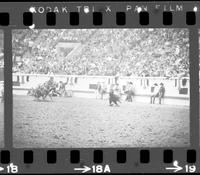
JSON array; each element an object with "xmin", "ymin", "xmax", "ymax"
[{"xmin": 12, "ymin": 29, "xmax": 189, "ymax": 77}]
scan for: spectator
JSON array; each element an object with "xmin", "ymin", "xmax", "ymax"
[{"xmin": 12, "ymin": 29, "xmax": 189, "ymax": 77}]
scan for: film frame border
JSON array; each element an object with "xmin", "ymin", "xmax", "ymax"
[{"xmin": 0, "ymin": 1, "xmax": 199, "ymax": 174}]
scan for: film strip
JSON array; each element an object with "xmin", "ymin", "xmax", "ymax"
[{"xmin": 0, "ymin": 1, "xmax": 199, "ymax": 174}]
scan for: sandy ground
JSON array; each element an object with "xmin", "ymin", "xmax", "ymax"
[
  {"xmin": 0, "ymin": 102, "xmax": 4, "ymax": 148},
  {"xmin": 13, "ymin": 95, "xmax": 190, "ymax": 148}
]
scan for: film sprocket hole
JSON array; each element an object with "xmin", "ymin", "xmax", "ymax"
[{"xmin": 0, "ymin": 1, "xmax": 199, "ymax": 174}]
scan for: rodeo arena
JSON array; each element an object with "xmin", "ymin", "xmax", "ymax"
[{"xmin": 10, "ymin": 29, "xmax": 190, "ymax": 148}]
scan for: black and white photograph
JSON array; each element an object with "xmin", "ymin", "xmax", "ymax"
[
  {"xmin": 12, "ymin": 29, "xmax": 190, "ymax": 148},
  {"xmin": 0, "ymin": 30, "xmax": 4, "ymax": 148}
]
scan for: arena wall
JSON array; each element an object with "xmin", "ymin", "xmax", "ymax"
[{"xmin": 12, "ymin": 74, "xmax": 190, "ymax": 106}]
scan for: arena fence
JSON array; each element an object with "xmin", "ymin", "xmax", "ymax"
[{"xmin": 12, "ymin": 73, "xmax": 190, "ymax": 106}]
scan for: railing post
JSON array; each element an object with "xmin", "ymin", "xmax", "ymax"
[
  {"xmin": 21, "ymin": 75, "xmax": 24, "ymax": 84},
  {"xmin": 17, "ymin": 75, "xmax": 19, "ymax": 83}
]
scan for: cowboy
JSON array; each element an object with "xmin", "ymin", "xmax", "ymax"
[
  {"xmin": 158, "ymin": 83, "xmax": 165, "ymax": 104},
  {"xmin": 125, "ymin": 82, "xmax": 135, "ymax": 102},
  {"xmin": 150, "ymin": 83, "xmax": 159, "ymax": 104},
  {"xmin": 109, "ymin": 84, "xmax": 121, "ymax": 106}
]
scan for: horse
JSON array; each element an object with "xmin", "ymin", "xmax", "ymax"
[
  {"xmin": 28, "ymin": 85, "xmax": 54, "ymax": 101},
  {"xmin": 109, "ymin": 90, "xmax": 121, "ymax": 106},
  {"xmin": 96, "ymin": 82, "xmax": 107, "ymax": 99},
  {"xmin": 40, "ymin": 86, "xmax": 54, "ymax": 101},
  {"xmin": 27, "ymin": 88, "xmax": 35, "ymax": 96}
]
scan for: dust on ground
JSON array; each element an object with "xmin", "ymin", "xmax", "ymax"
[{"xmin": 13, "ymin": 95, "xmax": 190, "ymax": 148}]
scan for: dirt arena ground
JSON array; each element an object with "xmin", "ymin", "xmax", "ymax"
[
  {"xmin": 0, "ymin": 102, "xmax": 4, "ymax": 147},
  {"xmin": 13, "ymin": 95, "xmax": 190, "ymax": 148}
]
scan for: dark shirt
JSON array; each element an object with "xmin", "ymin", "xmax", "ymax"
[{"xmin": 159, "ymin": 86, "xmax": 165, "ymax": 97}]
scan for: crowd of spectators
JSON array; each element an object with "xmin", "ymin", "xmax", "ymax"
[{"xmin": 12, "ymin": 29, "xmax": 189, "ymax": 77}]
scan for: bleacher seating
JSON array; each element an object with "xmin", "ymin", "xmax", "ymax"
[{"xmin": 12, "ymin": 29, "xmax": 189, "ymax": 78}]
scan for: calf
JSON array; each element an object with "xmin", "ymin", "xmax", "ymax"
[{"xmin": 109, "ymin": 90, "xmax": 121, "ymax": 106}]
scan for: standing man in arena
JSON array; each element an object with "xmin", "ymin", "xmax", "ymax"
[
  {"xmin": 125, "ymin": 82, "xmax": 135, "ymax": 102},
  {"xmin": 129, "ymin": 82, "xmax": 135, "ymax": 101},
  {"xmin": 101, "ymin": 82, "xmax": 107, "ymax": 99},
  {"xmin": 158, "ymin": 83, "xmax": 165, "ymax": 104},
  {"xmin": 150, "ymin": 83, "xmax": 159, "ymax": 104},
  {"xmin": 109, "ymin": 84, "xmax": 120, "ymax": 106},
  {"xmin": 96, "ymin": 82, "xmax": 102, "ymax": 99},
  {"xmin": 114, "ymin": 83, "xmax": 121, "ymax": 98}
]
